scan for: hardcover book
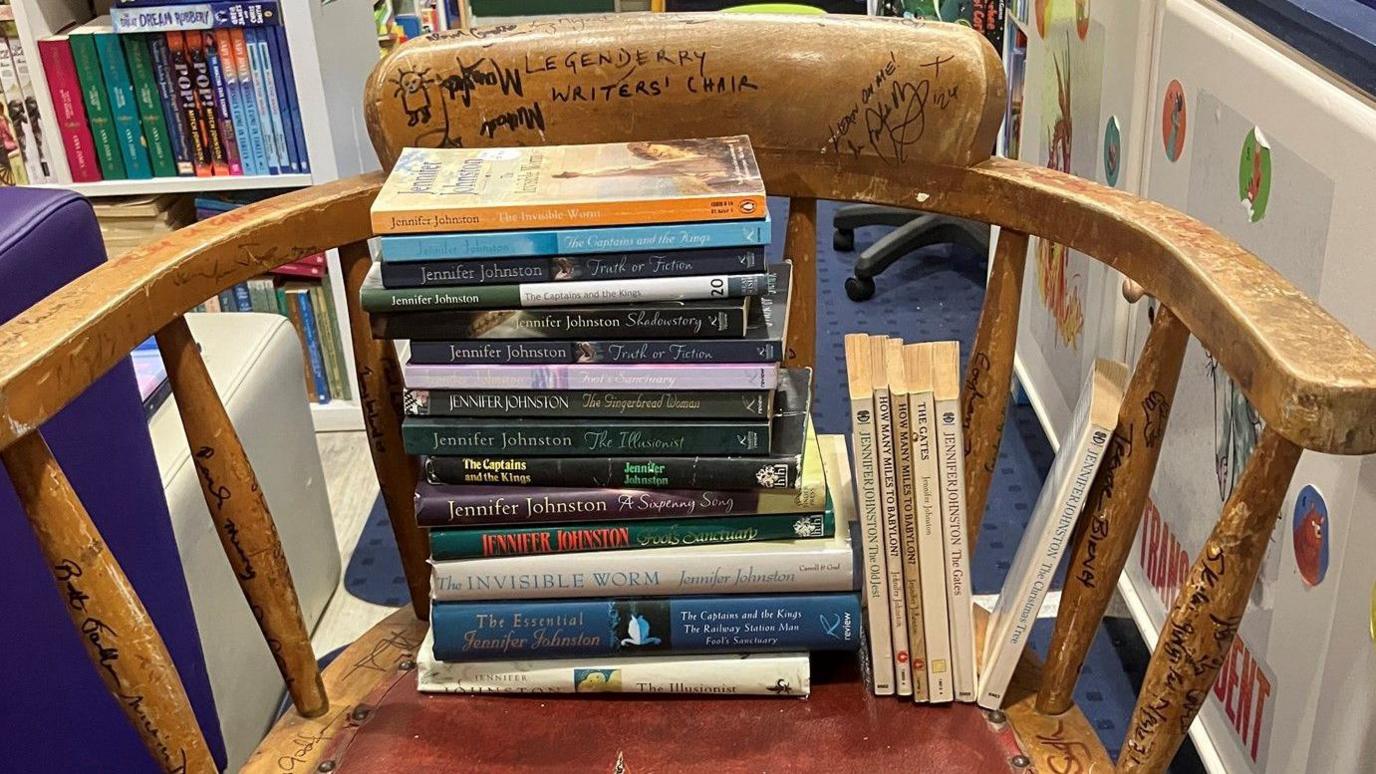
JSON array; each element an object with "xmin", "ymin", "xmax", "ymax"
[
  {"xmin": 870, "ymin": 335, "xmax": 912, "ymax": 697},
  {"xmin": 977, "ymin": 359, "xmax": 1126, "ymax": 710},
  {"xmin": 371, "ymin": 295, "xmax": 752, "ymax": 341},
  {"xmin": 378, "ymin": 215, "xmax": 770, "ymax": 262},
  {"xmin": 64, "ymin": 27, "xmax": 126, "ymax": 178},
  {"xmin": 932, "ymin": 340, "xmax": 976, "ymax": 702},
  {"xmin": 120, "ymin": 34, "xmax": 178, "ymax": 177},
  {"xmin": 429, "ymin": 593, "xmax": 862, "ymax": 661},
  {"xmin": 402, "ymin": 362, "xmax": 778, "ymax": 392},
  {"xmin": 379, "ymin": 245, "xmax": 767, "ymax": 288},
  {"xmin": 845, "ymin": 333, "xmax": 894, "ymax": 696},
  {"xmin": 82, "ymin": 19, "xmax": 154, "ymax": 178},
  {"xmin": 405, "ymin": 416, "xmax": 769, "ymax": 458},
  {"xmin": 111, "ymin": 3, "xmax": 280, "ymax": 33},
  {"xmin": 418, "ymin": 629, "xmax": 812, "ymax": 696},
  {"xmin": 36, "ymin": 33, "xmax": 101, "ymax": 182},
  {"xmin": 905, "ymin": 342, "xmax": 953, "ymax": 703},
  {"xmin": 430, "ymin": 517, "xmax": 851, "ymax": 601},
  {"xmin": 887, "ymin": 338, "xmax": 927, "ymax": 701},
  {"xmin": 371, "ymin": 137, "xmax": 766, "ymax": 234}
]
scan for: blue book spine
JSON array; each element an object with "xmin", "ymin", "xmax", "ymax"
[
  {"xmin": 430, "ymin": 593, "xmax": 862, "ymax": 662},
  {"xmin": 248, "ymin": 28, "xmax": 290, "ymax": 175},
  {"xmin": 269, "ymin": 25, "xmax": 308, "ymax": 173},
  {"xmin": 243, "ymin": 27, "xmax": 280, "ymax": 174},
  {"xmin": 293, "ymin": 290, "xmax": 332, "ymax": 403},
  {"xmin": 217, "ymin": 289, "xmax": 237, "ymax": 311},
  {"xmin": 147, "ymin": 35, "xmax": 194, "ymax": 175},
  {"xmin": 216, "ymin": 33, "xmax": 257, "ymax": 175},
  {"xmin": 262, "ymin": 24, "xmax": 299, "ymax": 172},
  {"xmin": 92, "ymin": 32, "xmax": 154, "ymax": 179},
  {"xmin": 380, "ymin": 215, "xmax": 773, "ymax": 263},
  {"xmin": 232, "ymin": 282, "xmax": 252, "ymax": 311},
  {"xmin": 111, "ymin": 3, "xmax": 281, "ymax": 34},
  {"xmin": 227, "ymin": 30, "xmax": 268, "ymax": 174}
]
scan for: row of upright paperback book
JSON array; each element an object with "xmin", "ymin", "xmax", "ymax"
[
  {"xmin": 365, "ymin": 136, "xmax": 863, "ymax": 694},
  {"xmin": 846, "ymin": 333, "xmax": 1126, "ymax": 708}
]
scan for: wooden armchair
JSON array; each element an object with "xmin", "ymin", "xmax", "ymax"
[{"xmin": 4, "ymin": 14, "xmax": 1374, "ymax": 773}]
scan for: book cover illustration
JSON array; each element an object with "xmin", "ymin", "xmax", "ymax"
[{"xmin": 371, "ymin": 136, "xmax": 766, "ymax": 233}]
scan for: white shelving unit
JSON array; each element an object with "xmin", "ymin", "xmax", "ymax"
[{"xmin": 9, "ymin": 0, "xmax": 382, "ymax": 432}]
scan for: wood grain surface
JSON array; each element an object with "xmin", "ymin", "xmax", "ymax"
[{"xmin": 783, "ymin": 198, "xmax": 818, "ymax": 370}]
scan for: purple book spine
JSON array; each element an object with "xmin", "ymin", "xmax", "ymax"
[
  {"xmin": 415, "ymin": 481, "xmax": 780, "ymax": 527},
  {"xmin": 402, "ymin": 362, "xmax": 778, "ymax": 391}
]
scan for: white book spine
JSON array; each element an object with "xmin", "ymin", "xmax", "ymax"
[
  {"xmin": 892, "ymin": 389, "xmax": 927, "ymax": 701},
  {"xmin": 430, "ymin": 540, "xmax": 855, "ymax": 601},
  {"xmin": 911, "ymin": 388, "xmax": 954, "ymax": 702},
  {"xmin": 402, "ymin": 362, "xmax": 778, "ymax": 391},
  {"xmin": 874, "ymin": 385, "xmax": 913, "ymax": 696},
  {"xmin": 936, "ymin": 395, "xmax": 977, "ymax": 701},
  {"xmin": 850, "ymin": 396, "xmax": 895, "ymax": 695},
  {"xmin": 419, "ymin": 630, "xmax": 811, "ymax": 696},
  {"xmin": 518, "ymin": 273, "xmax": 768, "ymax": 306}
]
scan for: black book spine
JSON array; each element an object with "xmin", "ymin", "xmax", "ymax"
[
  {"xmin": 371, "ymin": 303, "xmax": 749, "ymax": 341},
  {"xmin": 408, "ymin": 338, "xmax": 783, "ymax": 365},
  {"xmin": 403, "ymin": 418, "xmax": 769, "ymax": 456},
  {"xmin": 379, "ymin": 246, "xmax": 767, "ymax": 288},
  {"xmin": 404, "ymin": 388, "xmax": 773, "ymax": 419},
  {"xmin": 424, "ymin": 454, "xmax": 802, "ymax": 491}
]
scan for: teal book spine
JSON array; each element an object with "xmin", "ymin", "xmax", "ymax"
[
  {"xmin": 92, "ymin": 30, "xmax": 153, "ymax": 178},
  {"xmin": 121, "ymin": 34, "xmax": 177, "ymax": 177},
  {"xmin": 68, "ymin": 33, "xmax": 126, "ymax": 179}
]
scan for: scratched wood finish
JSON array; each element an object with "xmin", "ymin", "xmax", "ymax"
[
  {"xmin": 339, "ymin": 242, "xmax": 433, "ymax": 618},
  {"xmin": 1038, "ymin": 305, "xmax": 1189, "ymax": 715},
  {"xmin": 1, "ymin": 432, "xmax": 215, "ymax": 773},
  {"xmin": 1118, "ymin": 428, "xmax": 1302, "ymax": 772},
  {"xmin": 154, "ymin": 316, "xmax": 328, "ymax": 718},
  {"xmin": 783, "ymin": 197, "xmax": 818, "ymax": 370},
  {"xmin": 961, "ymin": 228, "xmax": 1027, "ymax": 544},
  {"xmin": 243, "ymin": 607, "xmax": 424, "ymax": 774}
]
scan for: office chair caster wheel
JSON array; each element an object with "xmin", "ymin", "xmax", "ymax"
[
  {"xmin": 833, "ymin": 228, "xmax": 855, "ymax": 252},
  {"xmin": 845, "ymin": 275, "xmax": 875, "ymax": 301}
]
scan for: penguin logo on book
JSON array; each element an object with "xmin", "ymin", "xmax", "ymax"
[
  {"xmin": 740, "ymin": 200, "xmax": 758, "ymax": 215},
  {"xmin": 857, "ymin": 409, "xmax": 871, "ymax": 424},
  {"xmin": 943, "ymin": 411, "xmax": 956, "ymax": 424},
  {"xmin": 620, "ymin": 615, "xmax": 662, "ymax": 647},
  {"xmin": 1092, "ymin": 430, "xmax": 1107, "ymax": 444}
]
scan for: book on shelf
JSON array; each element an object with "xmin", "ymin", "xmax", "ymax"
[
  {"xmin": 402, "ymin": 362, "xmax": 779, "ymax": 392},
  {"xmin": 120, "ymin": 33, "xmax": 178, "ymax": 177},
  {"xmin": 932, "ymin": 340, "xmax": 976, "ymax": 702},
  {"xmin": 85, "ymin": 18, "xmax": 155, "ymax": 178},
  {"xmin": 844, "ymin": 333, "xmax": 895, "ymax": 696},
  {"xmin": 429, "ymin": 593, "xmax": 862, "ymax": 662},
  {"xmin": 869, "ymin": 334, "xmax": 912, "ymax": 698},
  {"xmin": 886, "ymin": 337, "xmax": 927, "ymax": 701},
  {"xmin": 371, "ymin": 137, "xmax": 766, "ymax": 234},
  {"xmin": 977, "ymin": 358, "xmax": 1126, "ymax": 710},
  {"xmin": 110, "ymin": 3, "xmax": 281, "ymax": 35},
  {"xmin": 36, "ymin": 30, "xmax": 101, "ymax": 183},
  {"xmin": 1, "ymin": 19, "xmax": 53, "ymax": 183},
  {"xmin": 379, "ymin": 245, "xmax": 767, "ymax": 288},
  {"xmin": 65, "ymin": 21, "xmax": 127, "ymax": 179},
  {"xmin": 417, "ymin": 629, "xmax": 812, "ymax": 696}
]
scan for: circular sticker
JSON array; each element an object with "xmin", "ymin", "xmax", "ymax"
[
  {"xmin": 1076, "ymin": 0, "xmax": 1091, "ymax": 40},
  {"xmin": 1239, "ymin": 127, "xmax": 1272, "ymax": 223},
  {"xmin": 1162, "ymin": 80, "xmax": 1187, "ymax": 162},
  {"xmin": 1103, "ymin": 116, "xmax": 1122, "ymax": 187},
  {"xmin": 1292, "ymin": 484, "xmax": 1329, "ymax": 587}
]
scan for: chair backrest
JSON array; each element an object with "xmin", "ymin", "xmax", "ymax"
[{"xmin": 1, "ymin": 14, "xmax": 1374, "ymax": 774}]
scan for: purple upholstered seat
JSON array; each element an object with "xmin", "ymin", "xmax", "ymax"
[{"xmin": 0, "ymin": 187, "xmax": 226, "ymax": 772}]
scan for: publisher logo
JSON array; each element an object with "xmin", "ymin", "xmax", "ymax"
[
  {"xmin": 740, "ymin": 200, "xmax": 758, "ymax": 215},
  {"xmin": 942, "ymin": 411, "xmax": 955, "ymax": 424},
  {"xmin": 857, "ymin": 409, "xmax": 871, "ymax": 423}
]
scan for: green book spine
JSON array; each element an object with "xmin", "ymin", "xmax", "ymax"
[
  {"xmin": 68, "ymin": 34, "xmax": 126, "ymax": 179},
  {"xmin": 309, "ymin": 283, "xmax": 345, "ymax": 403},
  {"xmin": 361, "ymin": 272, "xmax": 520, "ymax": 312},
  {"xmin": 429, "ymin": 507, "xmax": 835, "ymax": 560},
  {"xmin": 121, "ymin": 34, "xmax": 176, "ymax": 177},
  {"xmin": 91, "ymin": 30, "xmax": 152, "ymax": 178},
  {"xmin": 319, "ymin": 270, "xmax": 353, "ymax": 400},
  {"xmin": 403, "ymin": 417, "xmax": 770, "ymax": 456}
]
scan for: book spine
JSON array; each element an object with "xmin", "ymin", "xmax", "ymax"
[
  {"xmin": 238, "ymin": 27, "xmax": 277, "ymax": 174},
  {"xmin": 308, "ymin": 283, "xmax": 344, "ymax": 401},
  {"xmin": 402, "ymin": 363, "xmax": 777, "ymax": 392},
  {"xmin": 226, "ymin": 28, "xmax": 267, "ymax": 174},
  {"xmin": 430, "ymin": 510, "xmax": 834, "ymax": 560},
  {"xmin": 873, "ymin": 382, "xmax": 912, "ymax": 697},
  {"xmin": 406, "ymin": 387, "xmax": 771, "ymax": 419},
  {"xmin": 188, "ymin": 32, "xmax": 227, "ymax": 175},
  {"xmin": 120, "ymin": 35, "xmax": 177, "ymax": 177},
  {"xmin": 363, "ymin": 272, "xmax": 769, "ymax": 314},
  {"xmin": 92, "ymin": 32, "xmax": 153, "ymax": 178},
  {"xmin": 269, "ymin": 261, "xmax": 323, "ymax": 278},
  {"xmin": 292, "ymin": 289, "xmax": 331, "ymax": 403},
  {"xmin": 373, "ymin": 194, "xmax": 768, "ymax": 235},
  {"xmin": 379, "ymin": 246, "xmax": 768, "ymax": 288},
  {"xmin": 67, "ymin": 34, "xmax": 125, "ymax": 178},
  {"xmin": 201, "ymin": 31, "xmax": 241, "ymax": 174},
  {"xmin": 110, "ymin": 4, "xmax": 281, "ymax": 34},
  {"xmin": 850, "ymin": 386, "xmax": 894, "ymax": 695},
  {"xmin": 0, "ymin": 36, "xmax": 29, "ymax": 184},
  {"xmin": 911, "ymin": 386, "xmax": 953, "ymax": 703},
  {"xmin": 202, "ymin": 293, "xmax": 221, "ymax": 313},
  {"xmin": 214, "ymin": 29, "xmax": 252, "ymax": 174},
  {"xmin": 166, "ymin": 32, "xmax": 210, "ymax": 175},
  {"xmin": 936, "ymin": 394, "xmax": 976, "ymax": 702},
  {"xmin": 147, "ymin": 35, "xmax": 193, "ymax": 174},
  {"xmin": 375, "ymin": 303, "xmax": 749, "ymax": 343},
  {"xmin": 426, "ymin": 452, "xmax": 801, "ymax": 491},
  {"xmin": 37, "ymin": 38, "xmax": 101, "ymax": 182},
  {"xmin": 378, "ymin": 216, "xmax": 772, "ymax": 261},
  {"xmin": 430, "ymin": 593, "xmax": 863, "ymax": 661},
  {"xmin": 319, "ymin": 270, "xmax": 352, "ymax": 400},
  {"xmin": 409, "ymin": 337, "xmax": 783, "ymax": 367},
  {"xmin": 249, "ymin": 27, "xmax": 289, "ymax": 174},
  {"xmin": 264, "ymin": 24, "xmax": 301, "ymax": 172},
  {"xmin": 232, "ymin": 282, "xmax": 252, "ymax": 310},
  {"xmin": 418, "ymin": 648, "xmax": 811, "ymax": 696},
  {"xmin": 270, "ymin": 25, "xmax": 307, "ymax": 171},
  {"xmin": 891, "ymin": 384, "xmax": 927, "ymax": 701},
  {"xmin": 404, "ymin": 419, "xmax": 769, "ymax": 459},
  {"xmin": 2, "ymin": 25, "xmax": 51, "ymax": 182}
]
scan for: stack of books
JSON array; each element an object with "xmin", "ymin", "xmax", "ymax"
[
  {"xmin": 366, "ymin": 136, "xmax": 863, "ymax": 696},
  {"xmin": 91, "ymin": 192, "xmax": 194, "ymax": 255},
  {"xmin": 38, "ymin": 3, "xmax": 307, "ymax": 183},
  {"xmin": 844, "ymin": 334, "xmax": 1125, "ymax": 707}
]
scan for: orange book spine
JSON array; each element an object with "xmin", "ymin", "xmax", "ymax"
[{"xmin": 370, "ymin": 194, "xmax": 767, "ymax": 235}]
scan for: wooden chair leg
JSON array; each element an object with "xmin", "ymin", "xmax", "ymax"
[
  {"xmin": 155, "ymin": 316, "xmax": 328, "ymax": 718},
  {"xmin": 962, "ymin": 228, "xmax": 1028, "ymax": 543},
  {"xmin": 784, "ymin": 197, "xmax": 817, "ymax": 371},
  {"xmin": 1038, "ymin": 305, "xmax": 1189, "ymax": 714},
  {"xmin": 2, "ymin": 431, "xmax": 216, "ymax": 773},
  {"xmin": 1117, "ymin": 427, "xmax": 1301, "ymax": 772},
  {"xmin": 339, "ymin": 242, "xmax": 432, "ymax": 619}
]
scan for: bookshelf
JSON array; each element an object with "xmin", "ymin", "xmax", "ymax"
[{"xmin": 8, "ymin": 0, "xmax": 383, "ymax": 432}]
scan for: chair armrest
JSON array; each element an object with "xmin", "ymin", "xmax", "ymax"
[{"xmin": 0, "ymin": 172, "xmax": 384, "ymax": 454}]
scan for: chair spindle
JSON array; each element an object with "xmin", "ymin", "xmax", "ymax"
[
  {"xmin": 1, "ymin": 431, "xmax": 216, "ymax": 773},
  {"xmin": 155, "ymin": 316, "xmax": 328, "ymax": 717},
  {"xmin": 783, "ymin": 197, "xmax": 817, "ymax": 370},
  {"xmin": 1038, "ymin": 304, "xmax": 1189, "ymax": 714},
  {"xmin": 339, "ymin": 241, "xmax": 433, "ymax": 619},
  {"xmin": 1117, "ymin": 426, "xmax": 1301, "ymax": 772},
  {"xmin": 962, "ymin": 228, "xmax": 1029, "ymax": 544}
]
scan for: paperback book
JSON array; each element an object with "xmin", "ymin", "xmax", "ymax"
[
  {"xmin": 379, "ymin": 245, "xmax": 767, "ymax": 288},
  {"xmin": 371, "ymin": 137, "xmax": 766, "ymax": 234},
  {"xmin": 401, "ymin": 362, "xmax": 779, "ymax": 392},
  {"xmin": 870, "ymin": 335, "xmax": 912, "ymax": 698},
  {"xmin": 886, "ymin": 338, "xmax": 926, "ymax": 701},
  {"xmin": 933, "ymin": 341, "xmax": 976, "ymax": 702}
]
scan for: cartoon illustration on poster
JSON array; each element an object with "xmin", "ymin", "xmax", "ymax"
[
  {"xmin": 1207, "ymin": 351, "xmax": 1263, "ymax": 502},
  {"xmin": 1240, "ymin": 127, "xmax": 1272, "ymax": 223},
  {"xmin": 1075, "ymin": 0, "xmax": 1090, "ymax": 40},
  {"xmin": 1034, "ymin": 40, "xmax": 1085, "ymax": 348},
  {"xmin": 1103, "ymin": 115, "xmax": 1121, "ymax": 187},
  {"xmin": 1162, "ymin": 79, "xmax": 1187, "ymax": 162},
  {"xmin": 1292, "ymin": 485, "xmax": 1329, "ymax": 587}
]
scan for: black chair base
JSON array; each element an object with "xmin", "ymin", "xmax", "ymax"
[{"xmin": 833, "ymin": 205, "xmax": 991, "ymax": 301}]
